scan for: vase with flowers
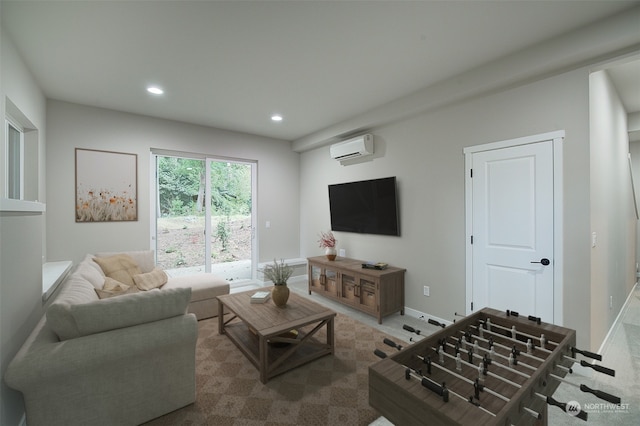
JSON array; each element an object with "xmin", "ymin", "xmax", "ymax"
[
  {"xmin": 318, "ymin": 230, "xmax": 337, "ymax": 261},
  {"xmin": 261, "ymin": 259, "xmax": 294, "ymax": 307}
]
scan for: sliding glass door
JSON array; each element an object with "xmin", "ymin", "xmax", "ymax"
[{"xmin": 153, "ymin": 152, "xmax": 256, "ymax": 282}]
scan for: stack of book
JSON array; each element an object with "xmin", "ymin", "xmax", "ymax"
[
  {"xmin": 250, "ymin": 291, "xmax": 271, "ymax": 304},
  {"xmin": 362, "ymin": 262, "xmax": 388, "ymax": 270}
]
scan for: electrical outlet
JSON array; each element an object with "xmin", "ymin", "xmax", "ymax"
[{"xmin": 423, "ymin": 286, "xmax": 430, "ymax": 297}]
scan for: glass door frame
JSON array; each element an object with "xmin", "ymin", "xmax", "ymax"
[{"xmin": 150, "ymin": 149, "xmax": 258, "ymax": 279}]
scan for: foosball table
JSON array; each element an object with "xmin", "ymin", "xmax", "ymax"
[{"xmin": 369, "ymin": 308, "xmax": 619, "ymax": 425}]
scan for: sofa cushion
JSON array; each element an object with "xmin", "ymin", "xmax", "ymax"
[
  {"xmin": 93, "ymin": 254, "xmax": 141, "ymax": 287},
  {"xmin": 74, "ymin": 256, "xmax": 106, "ymax": 289},
  {"xmin": 95, "ymin": 250, "xmax": 156, "ymax": 274},
  {"xmin": 132, "ymin": 267, "xmax": 168, "ymax": 291},
  {"xmin": 47, "ymin": 287, "xmax": 191, "ymax": 341},
  {"xmin": 163, "ymin": 274, "xmax": 229, "ymax": 302},
  {"xmin": 95, "ymin": 277, "xmax": 139, "ymax": 299},
  {"xmin": 46, "ymin": 273, "xmax": 101, "ymax": 340}
]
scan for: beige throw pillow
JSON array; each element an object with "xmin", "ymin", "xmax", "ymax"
[
  {"xmin": 132, "ymin": 267, "xmax": 168, "ymax": 291},
  {"xmin": 93, "ymin": 254, "xmax": 141, "ymax": 287},
  {"xmin": 95, "ymin": 277, "xmax": 139, "ymax": 299}
]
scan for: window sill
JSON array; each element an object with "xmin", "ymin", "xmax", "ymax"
[
  {"xmin": 43, "ymin": 261, "xmax": 73, "ymax": 302},
  {"xmin": 0, "ymin": 198, "xmax": 46, "ymax": 213}
]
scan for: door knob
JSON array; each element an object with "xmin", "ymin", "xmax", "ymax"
[{"xmin": 531, "ymin": 258, "xmax": 550, "ymax": 266}]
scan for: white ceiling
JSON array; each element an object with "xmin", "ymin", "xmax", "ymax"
[{"xmin": 2, "ymin": 0, "xmax": 639, "ymax": 142}]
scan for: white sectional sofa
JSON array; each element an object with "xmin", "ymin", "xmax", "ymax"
[
  {"xmin": 4, "ymin": 250, "xmax": 230, "ymax": 426},
  {"xmin": 91, "ymin": 250, "xmax": 231, "ymax": 320}
]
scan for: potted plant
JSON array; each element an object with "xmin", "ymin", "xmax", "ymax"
[
  {"xmin": 318, "ymin": 230, "xmax": 337, "ymax": 260},
  {"xmin": 262, "ymin": 259, "xmax": 294, "ymax": 306}
]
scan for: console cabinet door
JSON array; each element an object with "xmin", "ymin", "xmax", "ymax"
[
  {"xmin": 340, "ymin": 271, "xmax": 358, "ymax": 305},
  {"xmin": 309, "ymin": 263, "xmax": 338, "ymax": 296},
  {"xmin": 359, "ymin": 277, "xmax": 378, "ymax": 312},
  {"xmin": 339, "ymin": 272, "xmax": 378, "ymax": 315},
  {"xmin": 324, "ymin": 268, "xmax": 338, "ymax": 296},
  {"xmin": 310, "ymin": 264, "xmax": 323, "ymax": 292}
]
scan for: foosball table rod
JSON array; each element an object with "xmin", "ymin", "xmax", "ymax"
[
  {"xmin": 374, "ymin": 349, "xmax": 499, "ymax": 417},
  {"xmin": 456, "ymin": 329, "xmax": 542, "ymax": 369},
  {"xmin": 479, "ymin": 318, "xmax": 606, "ymax": 366},
  {"xmin": 430, "ymin": 338, "xmax": 530, "ymax": 379},
  {"xmin": 406, "ymin": 369, "xmax": 506, "ymax": 419},
  {"xmin": 403, "ymin": 324, "xmax": 426, "ymax": 343},
  {"xmin": 469, "ymin": 325, "xmax": 616, "ymax": 379},
  {"xmin": 479, "ymin": 318, "xmax": 559, "ymax": 348},
  {"xmin": 430, "ymin": 344, "xmax": 523, "ymax": 389},
  {"xmin": 471, "ymin": 323, "xmax": 551, "ymax": 359},
  {"xmin": 548, "ymin": 372, "xmax": 621, "ymax": 404},
  {"xmin": 417, "ymin": 315, "xmax": 447, "ymax": 329},
  {"xmin": 376, "ymin": 346, "xmax": 577, "ymax": 425},
  {"xmin": 562, "ymin": 355, "xmax": 616, "ymax": 377},
  {"xmin": 432, "ymin": 334, "xmax": 620, "ymax": 404},
  {"xmin": 415, "ymin": 353, "xmax": 511, "ymax": 403},
  {"xmin": 415, "ymin": 352, "xmax": 546, "ymax": 423},
  {"xmin": 436, "ymin": 338, "xmax": 529, "ymax": 382},
  {"xmin": 534, "ymin": 392, "xmax": 588, "ymax": 421}
]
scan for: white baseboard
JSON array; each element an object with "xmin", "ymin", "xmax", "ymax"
[
  {"xmin": 572, "ymin": 281, "xmax": 638, "ymax": 377},
  {"xmin": 597, "ymin": 280, "xmax": 638, "ymax": 354}
]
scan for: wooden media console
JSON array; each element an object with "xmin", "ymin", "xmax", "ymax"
[{"xmin": 307, "ymin": 256, "xmax": 405, "ymax": 324}]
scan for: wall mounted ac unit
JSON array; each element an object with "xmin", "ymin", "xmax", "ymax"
[{"xmin": 330, "ymin": 134, "xmax": 374, "ymax": 161}]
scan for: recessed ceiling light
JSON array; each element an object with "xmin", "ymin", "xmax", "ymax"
[
  {"xmin": 147, "ymin": 86, "xmax": 164, "ymax": 95},
  {"xmin": 271, "ymin": 114, "xmax": 283, "ymax": 122}
]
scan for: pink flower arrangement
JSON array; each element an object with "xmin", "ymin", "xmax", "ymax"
[{"xmin": 318, "ymin": 230, "xmax": 336, "ymax": 248}]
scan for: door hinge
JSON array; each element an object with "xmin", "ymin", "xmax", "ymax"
[
  {"xmin": 470, "ymin": 235, "xmax": 473, "ymax": 244},
  {"xmin": 471, "ymin": 302, "xmax": 474, "ymax": 311},
  {"xmin": 470, "ymin": 169, "xmax": 473, "ymax": 178}
]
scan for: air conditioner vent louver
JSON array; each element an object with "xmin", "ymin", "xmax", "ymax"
[{"xmin": 330, "ymin": 134, "xmax": 374, "ymax": 162}]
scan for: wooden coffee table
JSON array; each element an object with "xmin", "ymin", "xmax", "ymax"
[{"xmin": 217, "ymin": 288, "xmax": 337, "ymax": 384}]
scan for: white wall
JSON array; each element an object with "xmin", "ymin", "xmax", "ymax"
[
  {"xmin": 631, "ymin": 140, "xmax": 640, "ymax": 276},
  {"xmin": 589, "ymin": 70, "xmax": 637, "ymax": 348},
  {"xmin": 0, "ymin": 29, "xmax": 47, "ymax": 426},
  {"xmin": 300, "ymin": 67, "xmax": 596, "ymax": 349},
  {"xmin": 46, "ymin": 100, "xmax": 300, "ymax": 265}
]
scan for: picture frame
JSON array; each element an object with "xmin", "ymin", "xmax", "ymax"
[{"xmin": 75, "ymin": 148, "xmax": 138, "ymax": 222}]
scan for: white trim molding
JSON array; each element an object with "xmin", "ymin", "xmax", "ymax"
[{"xmin": 0, "ymin": 198, "xmax": 45, "ymax": 213}]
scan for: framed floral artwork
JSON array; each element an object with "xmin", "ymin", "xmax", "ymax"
[{"xmin": 75, "ymin": 148, "xmax": 137, "ymax": 222}]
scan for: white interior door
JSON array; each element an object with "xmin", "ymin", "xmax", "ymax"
[{"xmin": 470, "ymin": 140, "xmax": 555, "ymax": 321}]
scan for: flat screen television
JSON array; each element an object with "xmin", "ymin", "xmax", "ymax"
[{"xmin": 328, "ymin": 176, "xmax": 400, "ymax": 236}]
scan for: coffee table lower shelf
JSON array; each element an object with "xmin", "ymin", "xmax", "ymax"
[{"xmin": 223, "ymin": 320, "xmax": 334, "ymax": 383}]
